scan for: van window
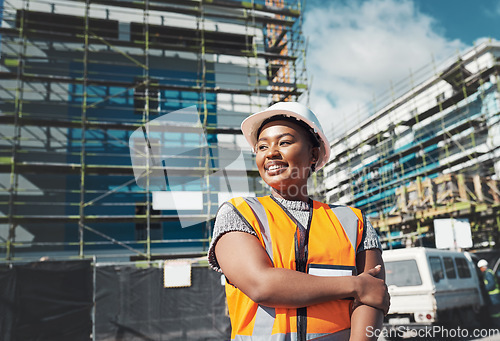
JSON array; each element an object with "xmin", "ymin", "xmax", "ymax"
[
  {"xmin": 443, "ymin": 257, "xmax": 456, "ymax": 279},
  {"xmin": 429, "ymin": 256, "xmax": 444, "ymax": 282},
  {"xmin": 385, "ymin": 260, "xmax": 422, "ymax": 287},
  {"xmin": 455, "ymin": 257, "xmax": 471, "ymax": 278}
]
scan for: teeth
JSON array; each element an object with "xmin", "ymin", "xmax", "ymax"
[{"xmin": 268, "ymin": 165, "xmax": 284, "ymax": 171}]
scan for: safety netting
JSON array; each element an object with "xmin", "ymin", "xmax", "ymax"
[{"xmin": 0, "ymin": 260, "xmax": 230, "ymax": 341}]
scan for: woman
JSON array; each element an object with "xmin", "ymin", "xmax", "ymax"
[{"xmin": 208, "ymin": 102, "xmax": 389, "ymax": 341}]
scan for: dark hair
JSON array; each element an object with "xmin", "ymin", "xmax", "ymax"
[{"xmin": 256, "ymin": 115, "xmax": 320, "ymax": 149}]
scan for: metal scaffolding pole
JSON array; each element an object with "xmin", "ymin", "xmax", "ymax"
[{"xmin": 0, "ymin": 0, "xmax": 308, "ymax": 261}]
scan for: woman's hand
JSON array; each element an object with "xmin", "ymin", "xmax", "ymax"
[{"xmin": 354, "ymin": 265, "xmax": 390, "ymax": 314}]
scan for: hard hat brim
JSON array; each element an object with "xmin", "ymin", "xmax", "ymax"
[
  {"xmin": 477, "ymin": 259, "xmax": 489, "ymax": 268},
  {"xmin": 241, "ymin": 106, "xmax": 331, "ymax": 170}
]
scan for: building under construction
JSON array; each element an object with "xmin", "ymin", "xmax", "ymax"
[
  {"xmin": 324, "ymin": 41, "xmax": 500, "ymax": 249},
  {"xmin": 0, "ymin": 0, "xmax": 308, "ymax": 261},
  {"xmin": 0, "ymin": 0, "xmax": 307, "ymax": 339}
]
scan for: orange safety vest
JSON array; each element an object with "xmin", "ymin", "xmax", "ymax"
[{"xmin": 224, "ymin": 196, "xmax": 365, "ymax": 341}]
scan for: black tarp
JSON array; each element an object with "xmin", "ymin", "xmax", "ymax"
[
  {"xmin": 0, "ymin": 265, "xmax": 16, "ymax": 340},
  {"xmin": 95, "ymin": 265, "xmax": 230, "ymax": 341},
  {"xmin": 0, "ymin": 261, "xmax": 230, "ymax": 341},
  {"xmin": 0, "ymin": 260, "xmax": 93, "ymax": 341}
]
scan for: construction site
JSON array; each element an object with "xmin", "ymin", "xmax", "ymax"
[
  {"xmin": 0, "ymin": 0, "xmax": 307, "ymax": 339},
  {"xmin": 324, "ymin": 41, "xmax": 500, "ymax": 250},
  {"xmin": 2, "ymin": 0, "xmax": 500, "ymax": 339}
]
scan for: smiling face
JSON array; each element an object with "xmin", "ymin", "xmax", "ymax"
[{"xmin": 255, "ymin": 119, "xmax": 319, "ymax": 201}]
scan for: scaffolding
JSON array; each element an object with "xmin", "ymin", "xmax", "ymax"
[
  {"xmin": 0, "ymin": 0, "xmax": 308, "ymax": 262},
  {"xmin": 324, "ymin": 41, "xmax": 500, "ymax": 248}
]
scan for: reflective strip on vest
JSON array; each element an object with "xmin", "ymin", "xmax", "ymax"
[
  {"xmin": 490, "ymin": 288, "xmax": 500, "ymax": 295},
  {"xmin": 233, "ymin": 328, "xmax": 351, "ymax": 341},
  {"xmin": 253, "ymin": 305, "xmax": 276, "ymax": 335},
  {"xmin": 243, "ymin": 197, "xmax": 274, "ymax": 261},
  {"xmin": 486, "ymin": 269, "xmax": 500, "ymax": 296},
  {"xmin": 329, "ymin": 205, "xmax": 360, "ymax": 252}
]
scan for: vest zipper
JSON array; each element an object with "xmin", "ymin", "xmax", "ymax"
[
  {"xmin": 293, "ymin": 200, "xmax": 314, "ymax": 341},
  {"xmin": 270, "ymin": 196, "xmax": 314, "ymax": 341},
  {"xmin": 295, "ymin": 228, "xmax": 307, "ymax": 341}
]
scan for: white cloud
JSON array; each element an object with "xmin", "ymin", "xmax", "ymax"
[{"xmin": 303, "ymin": 0, "xmax": 466, "ymax": 140}]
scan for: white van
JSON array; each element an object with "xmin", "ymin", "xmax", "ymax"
[{"xmin": 382, "ymin": 247, "xmax": 486, "ymax": 331}]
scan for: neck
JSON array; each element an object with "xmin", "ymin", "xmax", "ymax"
[{"xmin": 271, "ymin": 186, "xmax": 309, "ymax": 203}]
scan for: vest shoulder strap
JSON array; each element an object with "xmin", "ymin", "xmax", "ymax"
[
  {"xmin": 229, "ymin": 197, "xmax": 274, "ymax": 262},
  {"xmin": 328, "ymin": 204, "xmax": 363, "ymax": 252}
]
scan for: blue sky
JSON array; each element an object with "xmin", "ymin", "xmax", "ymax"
[
  {"xmin": 415, "ymin": 0, "xmax": 500, "ymax": 45},
  {"xmin": 302, "ymin": 0, "xmax": 500, "ymax": 139}
]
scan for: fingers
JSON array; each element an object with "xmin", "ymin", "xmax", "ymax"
[
  {"xmin": 351, "ymin": 299, "xmax": 362, "ymax": 313},
  {"xmin": 379, "ymin": 283, "xmax": 390, "ymax": 315},
  {"xmin": 365, "ymin": 264, "xmax": 382, "ymax": 277},
  {"xmin": 379, "ymin": 282, "xmax": 390, "ymax": 314},
  {"xmin": 352, "ymin": 293, "xmax": 391, "ymax": 316},
  {"xmin": 357, "ymin": 274, "xmax": 390, "ymax": 313},
  {"xmin": 385, "ymin": 288, "xmax": 391, "ymax": 315},
  {"xmin": 382, "ymin": 292, "xmax": 391, "ymax": 315}
]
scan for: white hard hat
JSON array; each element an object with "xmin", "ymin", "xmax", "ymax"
[
  {"xmin": 477, "ymin": 259, "xmax": 488, "ymax": 268},
  {"xmin": 241, "ymin": 102, "xmax": 331, "ymax": 170}
]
